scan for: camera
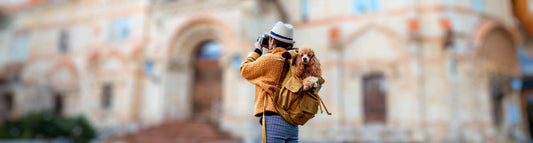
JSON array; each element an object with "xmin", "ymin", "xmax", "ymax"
[{"xmin": 257, "ymin": 34, "xmax": 270, "ymax": 48}]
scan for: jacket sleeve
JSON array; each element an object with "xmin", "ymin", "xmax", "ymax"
[{"xmin": 240, "ymin": 52, "xmax": 271, "ymax": 86}]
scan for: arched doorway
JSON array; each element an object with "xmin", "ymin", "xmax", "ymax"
[
  {"xmin": 479, "ymin": 28, "xmax": 518, "ymax": 129},
  {"xmin": 475, "ymin": 26, "xmax": 522, "ymax": 142},
  {"xmin": 46, "ymin": 60, "xmax": 80, "ymax": 116},
  {"xmin": 192, "ymin": 41, "xmax": 222, "ymax": 124},
  {"xmin": 165, "ymin": 16, "xmax": 236, "ymax": 120}
]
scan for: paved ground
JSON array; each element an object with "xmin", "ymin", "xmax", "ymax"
[{"xmin": 102, "ymin": 120, "xmax": 241, "ymax": 143}]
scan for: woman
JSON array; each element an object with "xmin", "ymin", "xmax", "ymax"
[{"xmin": 240, "ymin": 21, "xmax": 298, "ymax": 143}]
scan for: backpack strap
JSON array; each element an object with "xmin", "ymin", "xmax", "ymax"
[
  {"xmin": 313, "ymin": 77, "xmax": 331, "ymax": 115},
  {"xmin": 316, "ymin": 93, "xmax": 332, "ymax": 115},
  {"xmin": 262, "ymin": 95, "xmax": 266, "ymax": 143}
]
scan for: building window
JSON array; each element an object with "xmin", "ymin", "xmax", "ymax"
[
  {"xmin": 58, "ymin": 30, "xmax": 69, "ymax": 53},
  {"xmin": 102, "ymin": 83, "xmax": 113, "ymax": 109},
  {"xmin": 9, "ymin": 34, "xmax": 30, "ymax": 62},
  {"xmin": 3, "ymin": 92, "xmax": 13, "ymax": 112},
  {"xmin": 144, "ymin": 60, "xmax": 154, "ymax": 75},
  {"xmin": 2, "ymin": 92, "xmax": 13, "ymax": 120},
  {"xmin": 108, "ymin": 17, "xmax": 130, "ymax": 41},
  {"xmin": 352, "ymin": 0, "xmax": 380, "ymax": 14},
  {"xmin": 472, "ymin": 0, "xmax": 483, "ymax": 12},
  {"xmin": 369, "ymin": 0, "xmax": 380, "ymax": 12},
  {"xmin": 443, "ymin": 29, "xmax": 453, "ymax": 49},
  {"xmin": 54, "ymin": 93, "xmax": 63, "ymax": 115},
  {"xmin": 301, "ymin": 0, "xmax": 309, "ymax": 21},
  {"xmin": 363, "ymin": 74, "xmax": 387, "ymax": 123},
  {"xmin": 447, "ymin": 58, "xmax": 458, "ymax": 78}
]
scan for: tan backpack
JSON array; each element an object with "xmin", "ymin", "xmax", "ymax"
[
  {"xmin": 262, "ymin": 49, "xmax": 331, "ymax": 142},
  {"xmin": 263, "ymin": 49, "xmax": 331, "ymax": 125}
]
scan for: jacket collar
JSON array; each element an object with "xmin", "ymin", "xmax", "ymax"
[{"xmin": 267, "ymin": 47, "xmax": 287, "ymax": 54}]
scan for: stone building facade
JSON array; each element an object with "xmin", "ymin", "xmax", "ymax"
[{"xmin": 0, "ymin": 0, "xmax": 529, "ymax": 142}]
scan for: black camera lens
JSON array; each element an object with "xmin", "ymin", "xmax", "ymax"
[{"xmin": 260, "ymin": 34, "xmax": 269, "ymax": 47}]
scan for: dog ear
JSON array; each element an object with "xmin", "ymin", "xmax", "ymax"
[{"xmin": 310, "ymin": 55, "xmax": 322, "ymax": 77}]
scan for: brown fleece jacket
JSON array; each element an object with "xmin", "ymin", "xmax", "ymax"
[{"xmin": 240, "ymin": 47, "xmax": 288, "ymax": 117}]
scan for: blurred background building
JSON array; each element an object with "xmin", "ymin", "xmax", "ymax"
[{"xmin": 0, "ymin": 0, "xmax": 533, "ymax": 142}]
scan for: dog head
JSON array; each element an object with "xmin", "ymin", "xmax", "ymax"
[
  {"xmin": 298, "ymin": 47, "xmax": 315, "ymax": 64},
  {"xmin": 293, "ymin": 47, "xmax": 321, "ymax": 77}
]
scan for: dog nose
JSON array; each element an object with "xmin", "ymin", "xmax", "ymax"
[{"xmin": 303, "ymin": 57, "xmax": 308, "ymax": 62}]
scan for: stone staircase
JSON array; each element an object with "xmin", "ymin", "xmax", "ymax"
[{"xmin": 102, "ymin": 120, "xmax": 241, "ymax": 143}]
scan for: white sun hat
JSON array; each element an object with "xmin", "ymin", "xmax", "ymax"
[{"xmin": 267, "ymin": 21, "xmax": 296, "ymax": 44}]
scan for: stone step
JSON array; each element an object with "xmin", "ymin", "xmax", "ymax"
[{"xmin": 102, "ymin": 120, "xmax": 241, "ymax": 143}]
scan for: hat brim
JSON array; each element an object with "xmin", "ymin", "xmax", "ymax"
[{"xmin": 267, "ymin": 33, "xmax": 295, "ymax": 44}]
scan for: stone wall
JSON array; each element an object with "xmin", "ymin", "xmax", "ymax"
[{"xmin": 0, "ymin": 0, "xmax": 528, "ymax": 142}]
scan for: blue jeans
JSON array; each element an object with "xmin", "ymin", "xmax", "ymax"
[{"xmin": 263, "ymin": 114, "xmax": 299, "ymax": 143}]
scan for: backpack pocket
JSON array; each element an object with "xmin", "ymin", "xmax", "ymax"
[
  {"xmin": 285, "ymin": 75, "xmax": 303, "ymax": 93},
  {"xmin": 301, "ymin": 92, "xmax": 319, "ymax": 114},
  {"xmin": 279, "ymin": 75, "xmax": 303, "ymax": 110},
  {"xmin": 292, "ymin": 91, "xmax": 319, "ymax": 125}
]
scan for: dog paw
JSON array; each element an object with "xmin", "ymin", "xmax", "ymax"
[
  {"xmin": 303, "ymin": 76, "xmax": 319, "ymax": 91},
  {"xmin": 303, "ymin": 84, "xmax": 311, "ymax": 91}
]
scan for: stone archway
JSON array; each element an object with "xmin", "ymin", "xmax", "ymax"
[
  {"xmin": 476, "ymin": 25, "xmax": 520, "ymax": 140},
  {"xmin": 191, "ymin": 41, "xmax": 223, "ymax": 123},
  {"xmin": 477, "ymin": 27, "xmax": 519, "ymax": 76},
  {"xmin": 46, "ymin": 60, "xmax": 79, "ymax": 115},
  {"xmin": 165, "ymin": 16, "xmax": 235, "ymax": 120},
  {"xmin": 480, "ymin": 28, "xmax": 517, "ymax": 123}
]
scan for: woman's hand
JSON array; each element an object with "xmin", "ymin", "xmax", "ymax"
[
  {"xmin": 253, "ymin": 41, "xmax": 263, "ymax": 56},
  {"xmin": 254, "ymin": 40, "xmax": 261, "ymax": 50}
]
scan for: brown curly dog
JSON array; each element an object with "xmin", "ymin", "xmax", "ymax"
[{"xmin": 293, "ymin": 47, "xmax": 322, "ymax": 91}]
